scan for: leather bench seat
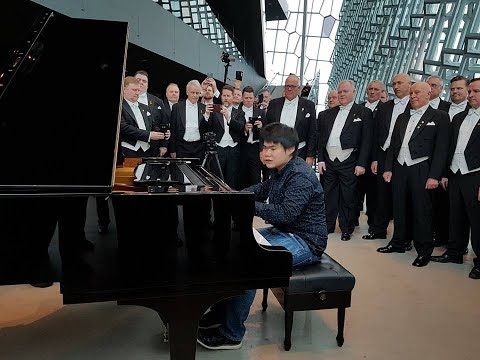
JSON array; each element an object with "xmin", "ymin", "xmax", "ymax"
[{"xmin": 262, "ymin": 252, "xmax": 356, "ymax": 351}]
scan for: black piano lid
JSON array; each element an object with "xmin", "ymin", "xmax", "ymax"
[{"xmin": 0, "ymin": 1, "xmax": 128, "ymax": 196}]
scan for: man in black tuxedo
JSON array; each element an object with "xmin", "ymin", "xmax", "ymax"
[
  {"xmin": 265, "ymin": 74, "xmax": 317, "ymax": 167},
  {"xmin": 164, "ymin": 82, "xmax": 180, "ymax": 118},
  {"xmin": 426, "ymin": 75, "xmax": 451, "ymax": 112},
  {"xmin": 363, "ymin": 73, "xmax": 412, "ymax": 241},
  {"xmin": 431, "ymin": 76, "xmax": 471, "ymax": 247},
  {"xmin": 168, "ymin": 80, "xmax": 208, "ymax": 161},
  {"xmin": 355, "ymin": 80, "xmax": 385, "ymax": 231},
  {"xmin": 120, "ymin": 76, "xmax": 169, "ymax": 158},
  {"xmin": 317, "ymin": 80, "xmax": 373, "ymax": 240},
  {"xmin": 377, "ymin": 82, "xmax": 449, "ymax": 267},
  {"xmin": 205, "ymin": 85, "xmax": 245, "ymax": 189},
  {"xmin": 238, "ymin": 86, "xmax": 265, "ymax": 189},
  {"xmin": 134, "ymin": 70, "xmax": 170, "ymax": 157},
  {"xmin": 431, "ymin": 78, "xmax": 480, "ymax": 279}
]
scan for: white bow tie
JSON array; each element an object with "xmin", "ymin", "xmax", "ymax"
[
  {"xmin": 394, "ymin": 98, "xmax": 407, "ymax": 105},
  {"xmin": 410, "ymin": 109, "xmax": 422, "ymax": 116},
  {"xmin": 468, "ymin": 108, "xmax": 480, "ymax": 116},
  {"xmin": 450, "ymin": 103, "xmax": 465, "ymax": 110}
]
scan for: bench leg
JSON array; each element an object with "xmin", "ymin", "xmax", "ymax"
[
  {"xmin": 336, "ymin": 307, "xmax": 345, "ymax": 347},
  {"xmin": 262, "ymin": 288, "xmax": 268, "ymax": 312},
  {"xmin": 284, "ymin": 309, "xmax": 293, "ymax": 351}
]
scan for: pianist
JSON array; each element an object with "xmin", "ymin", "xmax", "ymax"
[{"xmin": 197, "ymin": 122, "xmax": 327, "ymax": 350}]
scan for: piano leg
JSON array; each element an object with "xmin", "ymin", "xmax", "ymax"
[{"xmin": 118, "ymin": 290, "xmax": 243, "ymax": 360}]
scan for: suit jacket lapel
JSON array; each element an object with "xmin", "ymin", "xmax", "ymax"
[
  {"xmin": 341, "ymin": 104, "xmax": 358, "ymax": 134},
  {"xmin": 410, "ymin": 107, "xmax": 434, "ymax": 141},
  {"xmin": 467, "ymin": 117, "xmax": 480, "ymax": 146},
  {"xmin": 139, "ymin": 105, "xmax": 151, "ymax": 130},
  {"xmin": 123, "ymin": 100, "xmax": 138, "ymax": 126},
  {"xmin": 294, "ymin": 98, "xmax": 304, "ymax": 129},
  {"xmin": 326, "ymin": 107, "xmax": 340, "ymax": 135},
  {"xmin": 181, "ymin": 102, "xmax": 187, "ymax": 130}
]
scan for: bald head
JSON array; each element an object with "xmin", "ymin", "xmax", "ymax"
[
  {"xmin": 392, "ymin": 73, "xmax": 412, "ymax": 99},
  {"xmin": 409, "ymin": 82, "xmax": 432, "ymax": 110}
]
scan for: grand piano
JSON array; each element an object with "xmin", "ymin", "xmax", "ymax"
[{"xmin": 0, "ymin": 2, "xmax": 292, "ymax": 359}]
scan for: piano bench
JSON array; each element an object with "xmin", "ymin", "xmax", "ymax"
[{"xmin": 262, "ymin": 253, "xmax": 356, "ymax": 351}]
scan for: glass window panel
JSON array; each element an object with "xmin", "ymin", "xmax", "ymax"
[
  {"xmin": 275, "ymin": 32, "xmax": 289, "ymax": 52},
  {"xmin": 286, "ymin": 13, "xmax": 298, "ymax": 33},
  {"xmin": 288, "ymin": 32, "xmax": 301, "ymax": 53},
  {"xmin": 322, "ymin": 15, "xmax": 336, "ymax": 37},
  {"xmin": 317, "ymin": 38, "xmax": 335, "ymax": 61},
  {"xmin": 308, "ymin": 14, "xmax": 323, "ymax": 37},
  {"xmin": 305, "ymin": 37, "xmax": 320, "ymax": 59}
]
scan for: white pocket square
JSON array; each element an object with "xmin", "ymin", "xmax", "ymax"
[
  {"xmin": 147, "ymin": 111, "xmax": 151, "ymax": 116},
  {"xmin": 353, "ymin": 118, "xmax": 362, "ymax": 122},
  {"xmin": 157, "ymin": 106, "xmax": 162, "ymax": 109},
  {"xmin": 426, "ymin": 121, "xmax": 435, "ymax": 126},
  {"xmin": 305, "ymin": 113, "xmax": 311, "ymax": 118}
]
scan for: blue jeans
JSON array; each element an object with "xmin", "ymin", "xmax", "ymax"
[{"xmin": 217, "ymin": 227, "xmax": 319, "ymax": 341}]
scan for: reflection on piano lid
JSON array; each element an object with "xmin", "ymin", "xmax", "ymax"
[{"xmin": 115, "ymin": 157, "xmax": 233, "ymax": 193}]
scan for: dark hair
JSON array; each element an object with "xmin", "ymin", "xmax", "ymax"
[
  {"xmin": 134, "ymin": 70, "xmax": 149, "ymax": 78},
  {"xmin": 260, "ymin": 123, "xmax": 299, "ymax": 154},
  {"xmin": 221, "ymin": 84, "xmax": 234, "ymax": 95},
  {"xmin": 242, "ymin": 86, "xmax": 254, "ymax": 95},
  {"xmin": 469, "ymin": 77, "xmax": 480, "ymax": 85},
  {"xmin": 450, "ymin": 75, "xmax": 469, "ymax": 86}
]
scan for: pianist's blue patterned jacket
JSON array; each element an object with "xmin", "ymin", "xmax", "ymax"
[{"xmin": 245, "ymin": 156, "xmax": 328, "ymax": 257}]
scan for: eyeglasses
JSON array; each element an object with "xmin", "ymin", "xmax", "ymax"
[
  {"xmin": 429, "ymin": 84, "xmax": 442, "ymax": 88},
  {"xmin": 285, "ymin": 85, "xmax": 298, "ymax": 89}
]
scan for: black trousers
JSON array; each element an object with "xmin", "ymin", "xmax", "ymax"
[
  {"xmin": 432, "ymin": 186, "xmax": 449, "ymax": 243},
  {"xmin": 176, "ymin": 139, "xmax": 205, "ymax": 162},
  {"xmin": 446, "ymin": 170, "xmax": 480, "ymax": 266},
  {"xmin": 210, "ymin": 145, "xmax": 240, "ymax": 189},
  {"xmin": 369, "ymin": 148, "xmax": 392, "ymax": 236},
  {"xmin": 324, "ymin": 154, "xmax": 358, "ymax": 234},
  {"xmin": 390, "ymin": 161, "xmax": 433, "ymax": 256},
  {"xmin": 239, "ymin": 142, "xmax": 261, "ymax": 190},
  {"xmin": 354, "ymin": 166, "xmax": 377, "ymax": 230}
]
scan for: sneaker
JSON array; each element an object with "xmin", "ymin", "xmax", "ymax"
[
  {"xmin": 197, "ymin": 328, "xmax": 242, "ymax": 350},
  {"xmin": 198, "ymin": 311, "xmax": 221, "ymax": 329}
]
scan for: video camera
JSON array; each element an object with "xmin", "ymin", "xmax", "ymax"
[{"xmin": 202, "ymin": 131, "xmax": 217, "ymax": 151}]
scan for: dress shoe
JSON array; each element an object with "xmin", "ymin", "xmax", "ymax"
[
  {"xmin": 197, "ymin": 327, "xmax": 242, "ymax": 350},
  {"xmin": 430, "ymin": 252, "xmax": 463, "ymax": 264},
  {"xmin": 468, "ymin": 267, "xmax": 480, "ymax": 280},
  {"xmin": 412, "ymin": 255, "xmax": 430, "ymax": 267},
  {"xmin": 404, "ymin": 242, "xmax": 413, "ymax": 251},
  {"xmin": 30, "ymin": 282, "xmax": 54, "ymax": 288},
  {"xmin": 362, "ymin": 232, "xmax": 386, "ymax": 240},
  {"xmin": 341, "ymin": 233, "xmax": 351, "ymax": 241},
  {"xmin": 377, "ymin": 244, "xmax": 405, "ymax": 253}
]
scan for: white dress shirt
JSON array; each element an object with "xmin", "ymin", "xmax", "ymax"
[
  {"xmin": 121, "ymin": 99, "xmax": 150, "ymax": 152},
  {"xmin": 138, "ymin": 92, "xmax": 148, "ymax": 106},
  {"xmin": 382, "ymin": 95, "xmax": 409, "ymax": 150},
  {"xmin": 184, "ymin": 101, "xmax": 201, "ymax": 142},
  {"xmin": 448, "ymin": 100, "xmax": 468, "ymax": 121},
  {"xmin": 429, "ymin": 97, "xmax": 441, "ymax": 109},
  {"xmin": 218, "ymin": 106, "xmax": 237, "ymax": 148},
  {"xmin": 280, "ymin": 97, "xmax": 298, "ymax": 129},
  {"xmin": 242, "ymin": 105, "xmax": 257, "ymax": 144},
  {"xmin": 450, "ymin": 108, "xmax": 480, "ymax": 174},
  {"xmin": 365, "ymin": 99, "xmax": 379, "ymax": 111},
  {"xmin": 397, "ymin": 104, "xmax": 430, "ymax": 166},
  {"xmin": 326, "ymin": 101, "xmax": 354, "ymax": 162}
]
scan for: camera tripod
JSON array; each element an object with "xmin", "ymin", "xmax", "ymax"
[{"xmin": 202, "ymin": 149, "xmax": 224, "ymax": 181}]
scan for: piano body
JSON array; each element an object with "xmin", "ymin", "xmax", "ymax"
[{"xmin": 0, "ymin": 2, "xmax": 292, "ymax": 359}]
